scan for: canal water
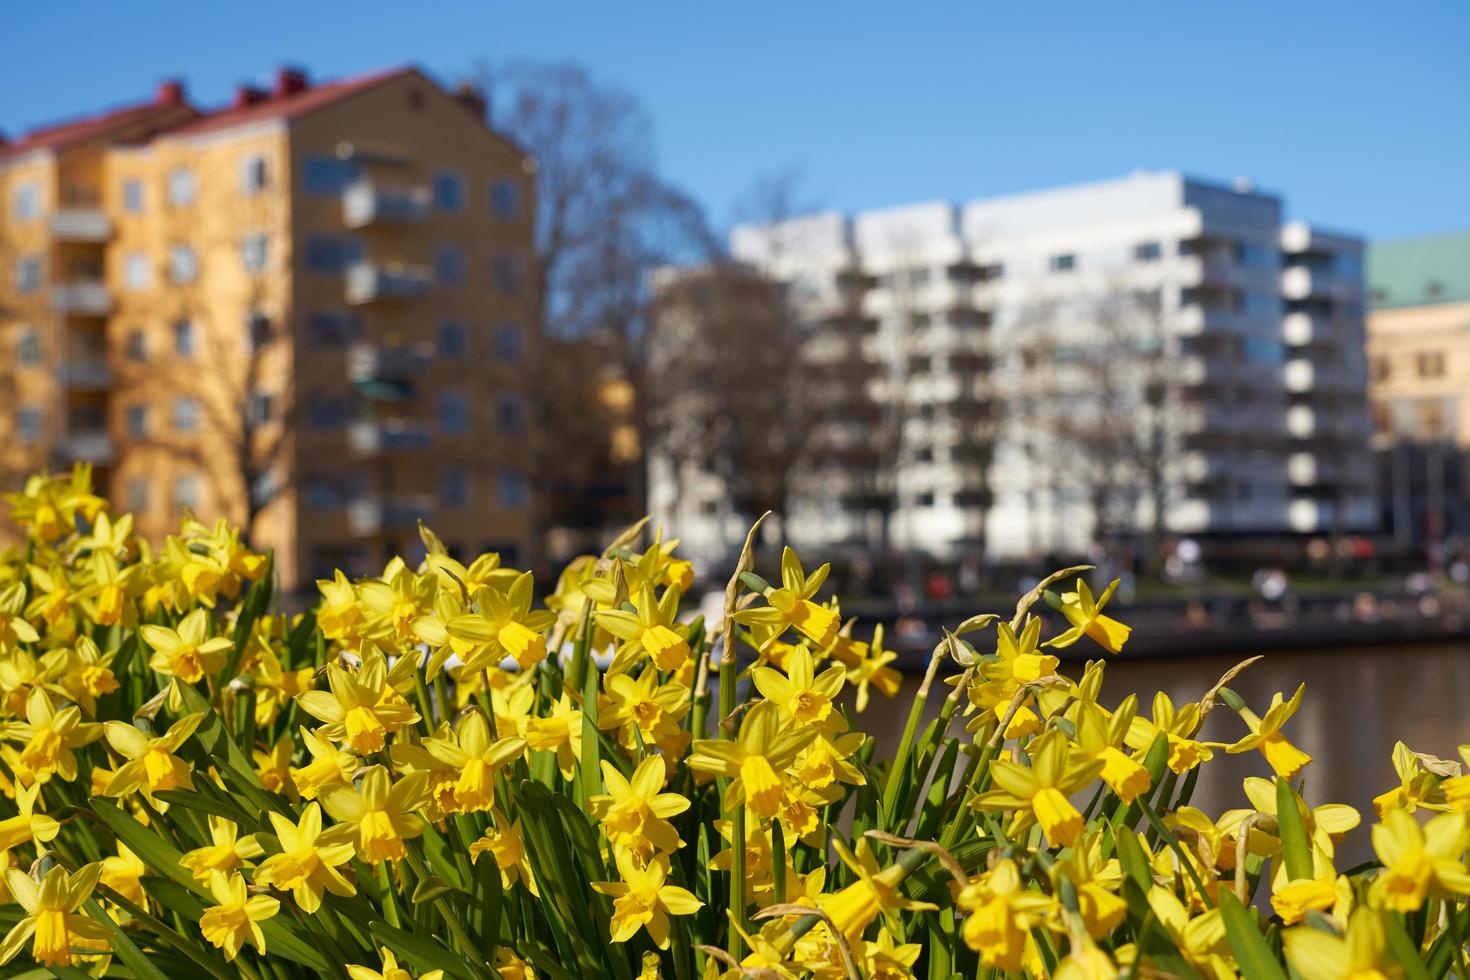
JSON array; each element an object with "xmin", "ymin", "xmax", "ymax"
[{"xmin": 863, "ymin": 642, "xmax": 1470, "ymax": 866}]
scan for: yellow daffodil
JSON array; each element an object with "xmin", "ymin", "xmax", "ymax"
[
  {"xmin": 423, "ymin": 709, "xmax": 526, "ymax": 813},
  {"xmin": 103, "ymin": 712, "xmax": 203, "ymax": 802},
  {"xmin": 10, "ymin": 686, "xmax": 101, "ymax": 783},
  {"xmin": 140, "ymin": 608, "xmax": 234, "ymax": 684},
  {"xmin": 734, "ymin": 548, "xmax": 839, "ymax": 650},
  {"xmin": 348, "ymin": 945, "xmax": 445, "ymax": 980},
  {"xmin": 976, "ymin": 729, "xmax": 1104, "ymax": 847},
  {"xmin": 598, "ymin": 670, "xmax": 691, "ymax": 757},
  {"xmin": 842, "ymin": 623, "xmax": 902, "ymax": 713},
  {"xmin": 524, "ymin": 691, "xmax": 583, "ymax": 779},
  {"xmin": 0, "ymin": 862, "xmax": 107, "ymax": 968},
  {"xmin": 688, "ymin": 701, "xmax": 814, "ymax": 819},
  {"xmin": 320, "ymin": 765, "xmax": 428, "ymax": 863},
  {"xmin": 597, "ymin": 581, "xmax": 691, "ymax": 675},
  {"xmin": 295, "ymin": 651, "xmax": 419, "ymax": 755},
  {"xmin": 445, "ymin": 573, "xmax": 555, "ymax": 671},
  {"xmin": 198, "ymin": 870, "xmax": 279, "ymax": 961},
  {"xmin": 1224, "ymin": 684, "xmax": 1312, "ymax": 779},
  {"xmin": 468, "ymin": 806, "xmax": 538, "ymax": 896},
  {"xmin": 589, "ymin": 757, "xmax": 690, "ymax": 862},
  {"xmin": 1126, "ymin": 692, "xmax": 1213, "ymax": 774},
  {"xmin": 0, "ymin": 782, "xmax": 59, "ymax": 850},
  {"xmin": 592, "ymin": 851, "xmax": 702, "ymax": 949},
  {"xmin": 956, "ymin": 859, "xmax": 1055, "ymax": 971},
  {"xmin": 99, "ymin": 842, "xmax": 147, "ymax": 906},
  {"xmin": 253, "ymin": 802, "xmax": 356, "ymax": 912},
  {"xmin": 751, "ymin": 644, "xmax": 845, "ymax": 729},
  {"xmin": 181, "ymin": 816, "xmax": 263, "ymax": 881},
  {"xmin": 1045, "ymin": 578, "xmax": 1131, "ymax": 654},
  {"xmin": 1284, "ymin": 907, "xmax": 1393, "ymax": 980},
  {"xmin": 1368, "ymin": 809, "xmax": 1470, "ymax": 911}
]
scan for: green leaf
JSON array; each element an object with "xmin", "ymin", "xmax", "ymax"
[
  {"xmin": 221, "ymin": 551, "xmax": 274, "ymax": 681},
  {"xmin": 91, "ymin": 798, "xmax": 206, "ymax": 893},
  {"xmin": 81, "ymin": 896, "xmax": 170, "ymax": 980},
  {"xmin": 1218, "ymin": 890, "xmax": 1289, "ymax": 980},
  {"xmin": 1382, "ymin": 911, "xmax": 1433, "ymax": 980},
  {"xmin": 1274, "ymin": 777, "xmax": 1314, "ymax": 882}
]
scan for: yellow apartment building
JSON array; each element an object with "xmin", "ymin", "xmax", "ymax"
[
  {"xmin": 0, "ymin": 66, "xmax": 537, "ymax": 592},
  {"xmin": 1366, "ymin": 230, "xmax": 1470, "ymax": 446}
]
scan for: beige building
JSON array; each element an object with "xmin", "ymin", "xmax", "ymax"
[
  {"xmin": 0, "ymin": 66, "xmax": 537, "ymax": 590},
  {"xmin": 1366, "ymin": 231, "xmax": 1470, "ymax": 447}
]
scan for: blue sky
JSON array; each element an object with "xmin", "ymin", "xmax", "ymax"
[{"xmin": 4, "ymin": 2, "xmax": 1466, "ymax": 240}]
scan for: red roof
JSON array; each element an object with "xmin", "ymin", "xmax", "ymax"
[
  {"xmin": 0, "ymin": 99, "xmax": 198, "ymax": 160},
  {"xmin": 166, "ymin": 66, "xmax": 415, "ymax": 138}
]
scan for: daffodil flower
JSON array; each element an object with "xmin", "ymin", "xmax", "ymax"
[
  {"xmin": 445, "ymin": 573, "xmax": 555, "ymax": 671},
  {"xmin": 688, "ymin": 701, "xmax": 814, "ymax": 819},
  {"xmin": 1271, "ymin": 877, "xmax": 1339, "ymax": 924},
  {"xmin": 295, "ymin": 650, "xmax": 419, "ymax": 755},
  {"xmin": 956, "ymin": 859, "xmax": 1055, "ymax": 971},
  {"xmin": 591, "ymin": 851, "xmax": 702, "ymax": 948},
  {"xmin": 1045, "ymin": 578, "xmax": 1131, "ymax": 654},
  {"xmin": 10, "ymin": 686, "xmax": 101, "ymax": 782},
  {"xmin": 1126, "ymin": 692, "xmax": 1213, "ymax": 774},
  {"xmin": 181, "ymin": 816, "xmax": 264, "ymax": 882},
  {"xmin": 1073, "ymin": 696, "xmax": 1151, "ymax": 803},
  {"xmin": 103, "ymin": 712, "xmax": 204, "ymax": 803},
  {"xmin": 468, "ymin": 806, "xmax": 538, "ymax": 896},
  {"xmin": 1283, "ymin": 907, "xmax": 1393, "ymax": 980},
  {"xmin": 140, "ymin": 608, "xmax": 233, "ymax": 684},
  {"xmin": 253, "ymin": 802, "xmax": 357, "ymax": 912},
  {"xmin": 423, "ymin": 708, "xmax": 526, "ymax": 813},
  {"xmin": 967, "ymin": 617, "xmax": 1060, "ymax": 739},
  {"xmin": 99, "ymin": 842, "xmax": 147, "ymax": 906},
  {"xmin": 1371, "ymin": 740, "xmax": 1458, "ymax": 817},
  {"xmin": 976, "ymin": 729, "xmax": 1104, "ymax": 847},
  {"xmin": 589, "ymin": 757, "xmax": 690, "ymax": 862},
  {"xmin": 598, "ymin": 581, "xmax": 691, "ymax": 675},
  {"xmin": 1224, "ymin": 684, "xmax": 1312, "ymax": 778},
  {"xmin": 598, "ymin": 670, "xmax": 690, "ymax": 755},
  {"xmin": 290, "ymin": 726, "xmax": 358, "ymax": 799},
  {"xmin": 0, "ymin": 782, "xmax": 59, "ymax": 851},
  {"xmin": 198, "ymin": 870, "xmax": 279, "ymax": 961},
  {"xmin": 752, "ymin": 644, "xmax": 845, "ymax": 729},
  {"xmin": 1368, "ymin": 809, "xmax": 1470, "ymax": 911},
  {"xmin": 734, "ymin": 548, "xmax": 840, "ymax": 649},
  {"xmin": 320, "ymin": 765, "xmax": 429, "ymax": 863},
  {"xmin": 0, "ymin": 862, "xmax": 107, "ymax": 968},
  {"xmin": 524, "ymin": 691, "xmax": 583, "ymax": 779}
]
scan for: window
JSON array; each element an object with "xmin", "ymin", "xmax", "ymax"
[
  {"xmin": 437, "ymin": 320, "xmax": 468, "ymax": 358},
  {"xmin": 492, "ymin": 254, "xmax": 523, "ymax": 294},
  {"xmin": 123, "ymin": 252, "xmax": 150, "ymax": 290},
  {"xmin": 1049, "ymin": 253, "xmax": 1076, "ymax": 273},
  {"xmin": 246, "ymin": 313, "xmax": 271, "ymax": 350},
  {"xmin": 16, "ymin": 256, "xmax": 42, "ymax": 293},
  {"xmin": 172, "ymin": 474, "xmax": 201, "ymax": 511},
  {"xmin": 306, "ymin": 396, "xmax": 349, "ymax": 430},
  {"xmin": 249, "ymin": 469, "xmax": 279, "ymax": 510},
  {"xmin": 12, "ymin": 183, "xmax": 39, "ymax": 221},
  {"xmin": 241, "ymin": 233, "xmax": 269, "ymax": 273},
  {"xmin": 307, "ymin": 312, "xmax": 360, "ymax": 346},
  {"xmin": 1371, "ymin": 355, "xmax": 1391, "ymax": 383},
  {"xmin": 303, "ymin": 156, "xmax": 361, "ymax": 196},
  {"xmin": 498, "ymin": 469, "xmax": 528, "ymax": 509},
  {"xmin": 440, "ymin": 467, "xmax": 470, "ymax": 508},
  {"xmin": 492, "ymin": 323, "xmax": 523, "ymax": 363},
  {"xmin": 168, "ymin": 244, "xmax": 198, "ymax": 284},
  {"xmin": 125, "ymin": 477, "xmax": 150, "ymax": 513},
  {"xmin": 915, "ymin": 491, "xmax": 936, "ymax": 507},
  {"xmin": 1244, "ymin": 338, "xmax": 1284, "ymax": 364},
  {"xmin": 1419, "ymin": 399, "xmax": 1448, "ymax": 439},
  {"xmin": 979, "ymin": 262, "xmax": 1004, "ymax": 280},
  {"xmin": 1134, "ymin": 241, "xmax": 1162, "ymax": 262},
  {"xmin": 495, "ymin": 394, "xmax": 524, "ymax": 435},
  {"xmin": 438, "ymin": 392, "xmax": 470, "ymax": 434},
  {"xmin": 305, "ymin": 479, "xmax": 344, "ymax": 510},
  {"xmin": 122, "ymin": 179, "xmax": 144, "ymax": 213},
  {"xmin": 126, "ymin": 405, "xmax": 149, "ymax": 438},
  {"xmin": 173, "ymin": 397, "xmax": 199, "ymax": 432},
  {"xmin": 17, "ymin": 407, "xmax": 41, "ymax": 443},
  {"xmin": 247, "ymin": 391, "xmax": 275, "ymax": 426},
  {"xmin": 240, "ymin": 155, "xmax": 268, "ymax": 195},
  {"xmin": 914, "ymin": 447, "xmax": 933, "ymax": 463},
  {"xmin": 490, "ymin": 179, "xmax": 521, "ymax": 219},
  {"xmin": 433, "ymin": 170, "xmax": 464, "ymax": 211},
  {"xmin": 1232, "ymin": 241, "xmax": 1274, "ymax": 268},
  {"xmin": 17, "ymin": 328, "xmax": 41, "ymax": 365},
  {"xmin": 168, "ymin": 169, "xmax": 196, "ymax": 206},
  {"xmin": 1418, "ymin": 351, "xmax": 1446, "ymax": 378},
  {"xmin": 305, "ymin": 235, "xmax": 362, "ymax": 274},
  {"xmin": 1239, "ymin": 292, "xmax": 1279, "ymax": 316},
  {"xmin": 174, "ymin": 320, "xmax": 195, "ymax": 357},
  {"xmin": 435, "ymin": 245, "xmax": 465, "ymax": 286},
  {"xmin": 125, "ymin": 330, "xmax": 147, "ymax": 362}
]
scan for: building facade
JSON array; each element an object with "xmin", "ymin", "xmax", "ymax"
[
  {"xmin": 1366, "ymin": 230, "xmax": 1470, "ymax": 548},
  {"xmin": 652, "ymin": 171, "xmax": 1376, "ymax": 566},
  {"xmin": 0, "ymin": 67, "xmax": 537, "ymax": 591}
]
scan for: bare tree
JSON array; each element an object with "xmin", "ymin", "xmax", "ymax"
[{"xmin": 466, "ymin": 60, "xmax": 715, "ymax": 557}]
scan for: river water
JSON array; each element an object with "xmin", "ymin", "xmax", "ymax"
[{"xmin": 862, "ymin": 642, "xmax": 1470, "ymax": 866}]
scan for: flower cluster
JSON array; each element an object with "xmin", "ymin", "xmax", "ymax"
[{"xmin": 0, "ymin": 466, "xmax": 1465, "ymax": 979}]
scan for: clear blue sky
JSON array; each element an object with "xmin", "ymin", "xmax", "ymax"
[{"xmin": 4, "ymin": 1, "xmax": 1466, "ymax": 240}]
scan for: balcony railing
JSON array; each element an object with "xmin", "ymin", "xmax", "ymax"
[
  {"xmin": 56, "ymin": 431, "xmax": 116, "ymax": 464},
  {"xmin": 346, "ymin": 343, "xmax": 432, "ymax": 383},
  {"xmin": 342, "ymin": 183, "xmax": 430, "ymax": 228},
  {"xmin": 53, "ymin": 281, "xmax": 111, "ymax": 315},
  {"xmin": 345, "ymin": 262, "xmax": 430, "ymax": 304},
  {"xmin": 50, "ymin": 209, "xmax": 112, "ymax": 242},
  {"xmin": 58, "ymin": 359, "xmax": 113, "ymax": 390},
  {"xmin": 347, "ymin": 495, "xmax": 434, "ymax": 536},
  {"xmin": 347, "ymin": 419, "xmax": 433, "ymax": 456}
]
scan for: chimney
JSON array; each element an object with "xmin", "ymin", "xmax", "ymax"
[
  {"xmin": 233, "ymin": 85, "xmax": 268, "ymax": 109},
  {"xmin": 274, "ymin": 67, "xmax": 310, "ymax": 98},
  {"xmin": 453, "ymin": 82, "xmax": 487, "ymax": 122},
  {"xmin": 156, "ymin": 79, "xmax": 187, "ymax": 106}
]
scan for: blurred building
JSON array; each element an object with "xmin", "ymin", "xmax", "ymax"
[
  {"xmin": 1366, "ymin": 230, "xmax": 1470, "ymax": 548},
  {"xmin": 653, "ymin": 171, "xmax": 1376, "ymax": 565},
  {"xmin": 0, "ymin": 66, "xmax": 537, "ymax": 591}
]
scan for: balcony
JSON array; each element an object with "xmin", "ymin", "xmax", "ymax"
[
  {"xmin": 1282, "ymin": 311, "xmax": 1330, "ymax": 347},
  {"xmin": 342, "ymin": 183, "xmax": 430, "ymax": 228},
  {"xmin": 345, "ymin": 262, "xmax": 430, "ymax": 304},
  {"xmin": 347, "ymin": 419, "xmax": 433, "ymax": 456},
  {"xmin": 56, "ymin": 431, "xmax": 116, "ymax": 464},
  {"xmin": 50, "ymin": 209, "xmax": 112, "ymax": 242},
  {"xmin": 53, "ymin": 281, "xmax": 110, "ymax": 315},
  {"xmin": 347, "ymin": 495, "xmax": 434, "ymax": 536},
  {"xmin": 1281, "ymin": 265, "xmax": 1365, "ymax": 304},
  {"xmin": 346, "ymin": 343, "xmax": 432, "ymax": 384},
  {"xmin": 58, "ymin": 359, "xmax": 113, "ymax": 390}
]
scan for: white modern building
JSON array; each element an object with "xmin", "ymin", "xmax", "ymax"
[{"xmin": 651, "ymin": 171, "xmax": 1376, "ymax": 565}]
